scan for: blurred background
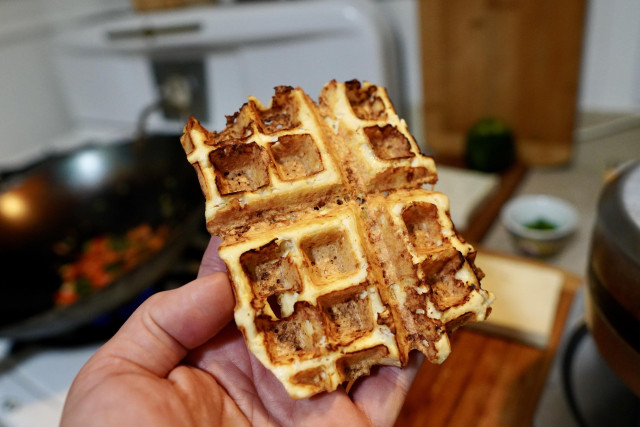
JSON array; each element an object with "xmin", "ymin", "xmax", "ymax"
[
  {"xmin": 1, "ymin": 0, "xmax": 639, "ymax": 166},
  {"xmin": 0, "ymin": 0, "xmax": 639, "ymax": 426}
]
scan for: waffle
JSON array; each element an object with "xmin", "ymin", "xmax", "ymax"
[{"xmin": 180, "ymin": 80, "xmax": 494, "ymax": 399}]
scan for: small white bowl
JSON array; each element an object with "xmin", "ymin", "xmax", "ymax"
[{"xmin": 501, "ymin": 194, "xmax": 579, "ymax": 257}]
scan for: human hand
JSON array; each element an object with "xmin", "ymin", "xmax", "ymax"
[{"xmin": 61, "ymin": 237, "xmax": 423, "ymax": 426}]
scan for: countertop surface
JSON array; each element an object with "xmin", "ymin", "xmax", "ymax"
[{"xmin": 482, "ymin": 112, "xmax": 640, "ymax": 276}]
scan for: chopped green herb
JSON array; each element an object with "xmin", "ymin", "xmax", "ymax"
[
  {"xmin": 109, "ymin": 236, "xmax": 129, "ymax": 251},
  {"xmin": 525, "ymin": 218, "xmax": 557, "ymax": 230},
  {"xmin": 75, "ymin": 277, "xmax": 93, "ymax": 297}
]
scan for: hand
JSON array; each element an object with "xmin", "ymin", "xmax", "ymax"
[{"xmin": 61, "ymin": 237, "xmax": 423, "ymax": 426}]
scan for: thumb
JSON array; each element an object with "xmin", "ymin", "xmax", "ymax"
[
  {"xmin": 198, "ymin": 236, "xmax": 227, "ymax": 277},
  {"xmin": 90, "ymin": 271, "xmax": 234, "ymax": 378}
]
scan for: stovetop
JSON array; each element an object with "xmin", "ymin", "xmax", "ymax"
[
  {"xmin": 534, "ymin": 286, "xmax": 640, "ymax": 427},
  {"xmin": 0, "ymin": 231, "xmax": 208, "ymax": 427}
]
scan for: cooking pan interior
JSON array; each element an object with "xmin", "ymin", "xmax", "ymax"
[{"xmin": 0, "ymin": 135, "xmax": 204, "ymax": 339}]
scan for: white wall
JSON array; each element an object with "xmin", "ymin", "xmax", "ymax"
[
  {"xmin": 0, "ymin": 0, "xmax": 130, "ymax": 168},
  {"xmin": 376, "ymin": 0, "xmax": 424, "ymax": 145},
  {"xmin": 0, "ymin": 37, "xmax": 71, "ymax": 167},
  {"xmin": 578, "ymin": 0, "xmax": 640, "ymax": 113}
]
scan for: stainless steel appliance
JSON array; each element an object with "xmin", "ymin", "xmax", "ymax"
[
  {"xmin": 535, "ymin": 162, "xmax": 640, "ymax": 426},
  {"xmin": 586, "ymin": 161, "xmax": 640, "ymax": 395}
]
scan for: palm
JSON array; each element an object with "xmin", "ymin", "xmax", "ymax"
[
  {"xmin": 189, "ymin": 323, "xmax": 421, "ymax": 426},
  {"xmin": 61, "ymin": 239, "xmax": 421, "ymax": 426}
]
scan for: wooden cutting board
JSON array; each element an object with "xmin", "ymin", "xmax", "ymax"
[
  {"xmin": 436, "ymin": 165, "xmax": 500, "ymax": 231},
  {"xmin": 419, "ymin": 0, "xmax": 586, "ymax": 166},
  {"xmin": 395, "ymin": 251, "xmax": 582, "ymax": 427}
]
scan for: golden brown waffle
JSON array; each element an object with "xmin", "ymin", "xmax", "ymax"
[{"xmin": 180, "ymin": 80, "xmax": 494, "ymax": 399}]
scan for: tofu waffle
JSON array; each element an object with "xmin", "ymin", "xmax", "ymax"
[{"xmin": 180, "ymin": 80, "xmax": 494, "ymax": 399}]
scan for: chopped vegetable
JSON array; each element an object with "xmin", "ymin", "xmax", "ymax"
[
  {"xmin": 54, "ymin": 224, "xmax": 169, "ymax": 306},
  {"xmin": 525, "ymin": 218, "xmax": 557, "ymax": 230},
  {"xmin": 465, "ymin": 117, "xmax": 515, "ymax": 173}
]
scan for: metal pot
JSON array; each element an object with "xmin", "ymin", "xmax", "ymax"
[
  {"xmin": 587, "ymin": 161, "xmax": 640, "ymax": 396},
  {"xmin": 0, "ymin": 135, "xmax": 204, "ymax": 341}
]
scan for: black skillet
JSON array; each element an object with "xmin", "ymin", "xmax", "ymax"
[{"xmin": 0, "ymin": 135, "xmax": 204, "ymax": 341}]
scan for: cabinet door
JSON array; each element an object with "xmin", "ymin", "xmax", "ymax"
[{"xmin": 420, "ymin": 0, "xmax": 586, "ymax": 166}]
